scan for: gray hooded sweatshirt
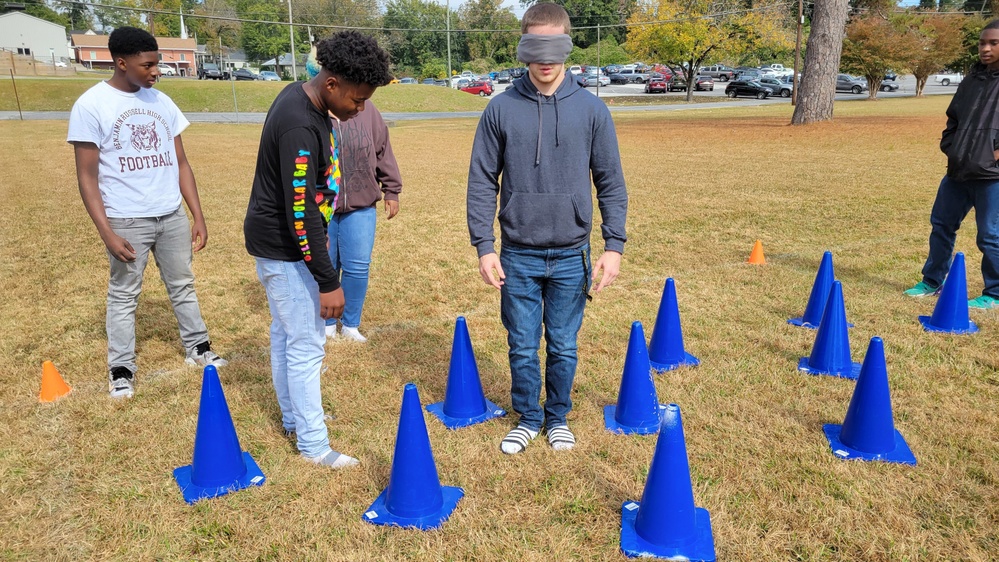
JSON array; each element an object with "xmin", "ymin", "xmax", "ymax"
[{"xmin": 466, "ymin": 72, "xmax": 628, "ymax": 257}]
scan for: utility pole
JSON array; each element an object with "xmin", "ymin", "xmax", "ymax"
[
  {"xmin": 596, "ymin": 24, "xmax": 601, "ymax": 97},
  {"xmin": 288, "ymin": 0, "xmax": 297, "ymax": 80},
  {"xmin": 446, "ymin": 0, "xmax": 452, "ymax": 85},
  {"xmin": 792, "ymin": 0, "xmax": 803, "ymax": 105}
]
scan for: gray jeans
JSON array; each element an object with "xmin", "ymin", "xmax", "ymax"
[{"xmin": 106, "ymin": 207, "xmax": 209, "ymax": 372}]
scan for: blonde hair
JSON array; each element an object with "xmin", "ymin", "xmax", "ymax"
[{"xmin": 521, "ymin": 3, "xmax": 571, "ymax": 34}]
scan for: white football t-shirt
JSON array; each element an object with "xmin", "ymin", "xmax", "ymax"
[{"xmin": 67, "ymin": 81, "xmax": 190, "ymax": 218}]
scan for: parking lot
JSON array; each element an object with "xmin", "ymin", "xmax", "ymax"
[{"xmin": 499, "ymin": 74, "xmax": 958, "ymax": 101}]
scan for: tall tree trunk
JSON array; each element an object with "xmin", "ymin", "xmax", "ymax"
[
  {"xmin": 791, "ymin": 0, "xmax": 850, "ymax": 125},
  {"xmin": 914, "ymin": 74, "xmax": 928, "ymax": 97}
]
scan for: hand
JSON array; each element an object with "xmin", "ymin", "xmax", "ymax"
[
  {"xmin": 191, "ymin": 218, "xmax": 208, "ymax": 252},
  {"xmin": 384, "ymin": 199, "xmax": 400, "ymax": 220},
  {"xmin": 591, "ymin": 250, "xmax": 621, "ymax": 293},
  {"xmin": 478, "ymin": 253, "xmax": 505, "ymax": 290},
  {"xmin": 102, "ymin": 232, "xmax": 137, "ymax": 262},
  {"xmin": 319, "ymin": 288, "xmax": 345, "ymax": 320}
]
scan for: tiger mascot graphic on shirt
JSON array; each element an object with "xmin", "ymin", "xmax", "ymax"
[{"xmin": 125, "ymin": 121, "xmax": 162, "ymax": 152}]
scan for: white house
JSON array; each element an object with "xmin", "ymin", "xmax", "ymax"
[{"xmin": 0, "ymin": 12, "xmax": 70, "ymax": 64}]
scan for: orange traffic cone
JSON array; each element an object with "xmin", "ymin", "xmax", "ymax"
[
  {"xmin": 747, "ymin": 240, "xmax": 766, "ymax": 265},
  {"xmin": 39, "ymin": 361, "xmax": 71, "ymax": 402}
]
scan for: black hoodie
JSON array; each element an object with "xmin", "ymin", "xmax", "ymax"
[{"xmin": 940, "ymin": 63, "xmax": 999, "ymax": 182}]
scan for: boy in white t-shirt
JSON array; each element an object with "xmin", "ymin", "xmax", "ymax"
[{"xmin": 68, "ymin": 27, "xmax": 226, "ymax": 399}]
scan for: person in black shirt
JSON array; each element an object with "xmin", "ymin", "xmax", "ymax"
[{"xmin": 244, "ymin": 31, "xmax": 392, "ymax": 469}]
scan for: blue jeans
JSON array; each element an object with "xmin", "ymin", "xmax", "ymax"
[
  {"xmin": 255, "ymin": 258, "xmax": 332, "ymax": 459},
  {"xmin": 106, "ymin": 207, "xmax": 209, "ymax": 372},
  {"xmin": 324, "ymin": 207, "xmax": 377, "ymax": 329},
  {"xmin": 500, "ymin": 243, "xmax": 591, "ymax": 431},
  {"xmin": 921, "ymin": 176, "xmax": 999, "ymax": 298}
]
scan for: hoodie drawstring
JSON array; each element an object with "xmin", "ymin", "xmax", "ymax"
[
  {"xmin": 535, "ymin": 91, "xmax": 543, "ymax": 166},
  {"xmin": 554, "ymin": 94, "xmax": 561, "ymax": 149}
]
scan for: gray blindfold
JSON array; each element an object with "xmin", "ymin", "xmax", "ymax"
[{"xmin": 517, "ymin": 34, "xmax": 573, "ymax": 64}]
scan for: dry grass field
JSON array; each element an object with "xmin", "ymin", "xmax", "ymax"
[{"xmin": 1, "ymin": 97, "xmax": 996, "ymax": 561}]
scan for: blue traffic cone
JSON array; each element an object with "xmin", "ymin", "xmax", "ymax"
[
  {"xmin": 919, "ymin": 253, "xmax": 978, "ymax": 334},
  {"xmin": 798, "ymin": 281, "xmax": 861, "ymax": 380},
  {"xmin": 426, "ymin": 317, "xmax": 506, "ymax": 429},
  {"xmin": 621, "ymin": 403, "xmax": 715, "ymax": 560},
  {"xmin": 605, "ymin": 321, "xmax": 666, "ymax": 435},
  {"xmin": 173, "ymin": 365, "xmax": 265, "ymax": 504},
  {"xmin": 823, "ymin": 337, "xmax": 916, "ymax": 465},
  {"xmin": 649, "ymin": 278, "xmax": 700, "ymax": 372},
  {"xmin": 788, "ymin": 251, "xmax": 853, "ymax": 329},
  {"xmin": 364, "ymin": 383, "xmax": 464, "ymax": 530}
]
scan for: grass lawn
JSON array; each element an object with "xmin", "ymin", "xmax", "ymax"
[
  {"xmin": 0, "ymin": 76, "xmax": 491, "ymax": 113},
  {"xmin": 1, "ymin": 97, "xmax": 996, "ymax": 561}
]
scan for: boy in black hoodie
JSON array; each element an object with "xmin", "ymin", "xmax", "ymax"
[
  {"xmin": 244, "ymin": 32, "xmax": 391, "ymax": 469},
  {"xmin": 904, "ymin": 20, "xmax": 999, "ymax": 310},
  {"xmin": 466, "ymin": 3, "xmax": 628, "ymax": 454}
]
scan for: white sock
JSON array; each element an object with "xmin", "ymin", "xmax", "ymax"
[
  {"xmin": 340, "ymin": 326, "xmax": 367, "ymax": 343},
  {"xmin": 305, "ymin": 449, "xmax": 359, "ymax": 469}
]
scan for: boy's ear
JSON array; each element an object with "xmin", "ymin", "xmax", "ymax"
[{"xmin": 325, "ymin": 74, "xmax": 339, "ymax": 92}]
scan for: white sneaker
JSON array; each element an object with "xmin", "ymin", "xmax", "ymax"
[
  {"xmin": 340, "ymin": 326, "xmax": 367, "ymax": 343},
  {"xmin": 325, "ymin": 324, "xmax": 339, "ymax": 339},
  {"xmin": 185, "ymin": 341, "xmax": 228, "ymax": 367},
  {"xmin": 108, "ymin": 367, "xmax": 135, "ymax": 399}
]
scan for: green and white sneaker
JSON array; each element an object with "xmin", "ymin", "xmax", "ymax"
[
  {"xmin": 968, "ymin": 295, "xmax": 998, "ymax": 310},
  {"xmin": 903, "ymin": 281, "xmax": 940, "ymax": 298}
]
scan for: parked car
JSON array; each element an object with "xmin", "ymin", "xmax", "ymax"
[
  {"xmin": 453, "ymin": 78, "xmax": 471, "ymax": 90},
  {"xmin": 258, "ymin": 70, "xmax": 281, "ymax": 81},
  {"xmin": 609, "ymin": 68, "xmax": 650, "ymax": 84},
  {"xmin": 884, "ymin": 71, "xmax": 898, "ymax": 81},
  {"xmin": 933, "ymin": 72, "xmax": 963, "ymax": 86},
  {"xmin": 497, "ymin": 71, "xmax": 511, "ymax": 83},
  {"xmin": 231, "ymin": 68, "xmax": 258, "ymax": 81},
  {"xmin": 568, "ymin": 65, "xmax": 583, "ymax": 75},
  {"xmin": 642, "ymin": 76, "xmax": 666, "ymax": 93},
  {"xmin": 198, "ymin": 62, "xmax": 227, "ymax": 80},
  {"xmin": 582, "ymin": 72, "xmax": 609, "ymax": 87},
  {"xmin": 699, "ymin": 65, "xmax": 734, "ymax": 81},
  {"xmin": 694, "ymin": 75, "xmax": 714, "ymax": 91},
  {"xmin": 157, "ymin": 64, "xmax": 176, "ymax": 76},
  {"xmin": 667, "ymin": 76, "xmax": 688, "ymax": 92},
  {"xmin": 733, "ymin": 67, "xmax": 762, "ymax": 81},
  {"xmin": 460, "ymin": 80, "xmax": 493, "ymax": 96},
  {"xmin": 878, "ymin": 80, "xmax": 900, "ymax": 92},
  {"xmin": 396, "ymin": 77, "xmax": 417, "ymax": 84},
  {"xmin": 836, "ymin": 74, "xmax": 868, "ymax": 94},
  {"xmin": 758, "ymin": 76, "xmax": 792, "ymax": 97},
  {"xmin": 724, "ymin": 80, "xmax": 771, "ymax": 99}
]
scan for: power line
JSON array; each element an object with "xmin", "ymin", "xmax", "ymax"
[{"xmin": 21, "ymin": 0, "xmax": 799, "ymax": 34}]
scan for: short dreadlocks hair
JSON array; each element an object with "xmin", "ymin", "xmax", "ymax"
[
  {"xmin": 984, "ymin": 18, "xmax": 999, "ymax": 32},
  {"xmin": 316, "ymin": 31, "xmax": 392, "ymax": 87},
  {"xmin": 108, "ymin": 26, "xmax": 158, "ymax": 59}
]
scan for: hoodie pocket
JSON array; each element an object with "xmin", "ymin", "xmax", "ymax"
[
  {"xmin": 948, "ymin": 128, "xmax": 999, "ymax": 177},
  {"xmin": 499, "ymin": 192, "xmax": 589, "ymax": 247}
]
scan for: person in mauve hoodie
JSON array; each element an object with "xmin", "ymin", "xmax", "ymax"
[
  {"xmin": 466, "ymin": 3, "xmax": 628, "ymax": 455},
  {"xmin": 904, "ymin": 19, "xmax": 999, "ymax": 310}
]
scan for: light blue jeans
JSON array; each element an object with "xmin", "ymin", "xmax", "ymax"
[
  {"xmin": 324, "ymin": 207, "xmax": 377, "ymax": 329},
  {"xmin": 106, "ymin": 207, "xmax": 210, "ymax": 373},
  {"xmin": 255, "ymin": 257, "xmax": 332, "ymax": 459}
]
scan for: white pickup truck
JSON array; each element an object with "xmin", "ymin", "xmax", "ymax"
[{"xmin": 933, "ymin": 72, "xmax": 963, "ymax": 86}]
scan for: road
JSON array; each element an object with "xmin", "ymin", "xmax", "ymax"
[{"xmin": 0, "ymin": 75, "xmax": 955, "ymax": 123}]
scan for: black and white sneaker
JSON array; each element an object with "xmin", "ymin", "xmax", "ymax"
[
  {"xmin": 185, "ymin": 341, "xmax": 228, "ymax": 367},
  {"xmin": 108, "ymin": 366, "xmax": 135, "ymax": 399}
]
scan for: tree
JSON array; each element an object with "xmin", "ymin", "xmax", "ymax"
[
  {"xmin": 948, "ymin": 14, "xmax": 989, "ymax": 73},
  {"xmin": 791, "ymin": 0, "xmax": 850, "ymax": 125},
  {"xmin": 841, "ymin": 14, "xmax": 922, "ymax": 99},
  {"xmin": 626, "ymin": 0, "xmax": 794, "ymax": 102},
  {"xmin": 458, "ymin": 0, "xmax": 519, "ymax": 66},
  {"xmin": 382, "ymin": 0, "xmax": 458, "ymax": 72},
  {"xmin": 58, "ymin": 0, "xmax": 95, "ymax": 30},
  {"xmin": 522, "ymin": 0, "xmax": 636, "ymax": 48},
  {"xmin": 195, "ymin": 0, "xmax": 241, "ymax": 62},
  {"xmin": 568, "ymin": 35, "xmax": 631, "ymax": 66},
  {"xmin": 908, "ymin": 14, "xmax": 964, "ymax": 96},
  {"xmin": 239, "ymin": 1, "xmax": 289, "ymax": 67},
  {"xmin": 92, "ymin": 0, "xmax": 144, "ymax": 32},
  {"xmin": 2, "ymin": 3, "xmax": 69, "ymax": 29}
]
